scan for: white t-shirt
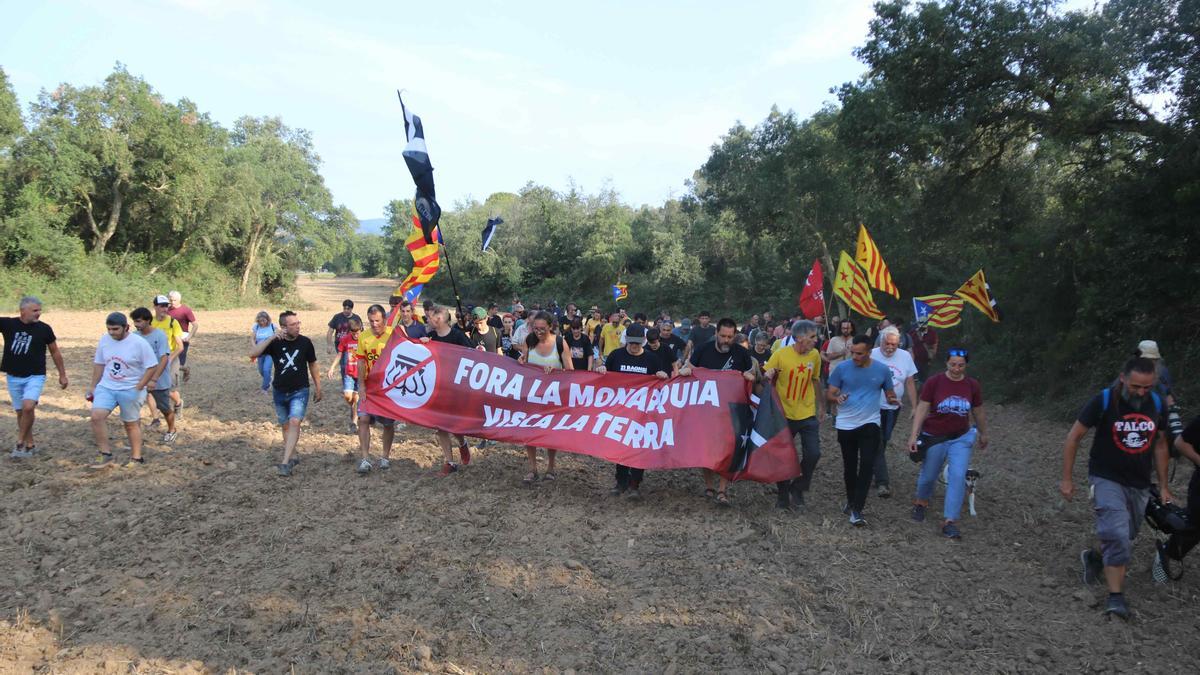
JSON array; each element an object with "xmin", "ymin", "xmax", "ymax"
[
  {"xmin": 94, "ymin": 332, "xmax": 159, "ymax": 391},
  {"xmin": 871, "ymin": 346, "xmax": 917, "ymax": 410}
]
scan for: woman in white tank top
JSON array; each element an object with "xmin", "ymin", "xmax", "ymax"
[{"xmin": 518, "ymin": 311, "xmax": 574, "ymax": 485}]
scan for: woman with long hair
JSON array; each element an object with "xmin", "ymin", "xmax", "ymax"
[
  {"xmin": 518, "ymin": 311, "xmax": 573, "ymax": 485},
  {"xmin": 251, "ymin": 311, "xmax": 276, "ymax": 392}
]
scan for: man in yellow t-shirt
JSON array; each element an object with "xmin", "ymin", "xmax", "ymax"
[
  {"xmin": 151, "ymin": 295, "xmax": 185, "ymax": 416},
  {"xmin": 353, "ymin": 304, "xmax": 396, "ymax": 475},
  {"xmin": 763, "ymin": 319, "xmax": 825, "ymax": 511},
  {"xmin": 599, "ymin": 312, "xmax": 623, "ymax": 357}
]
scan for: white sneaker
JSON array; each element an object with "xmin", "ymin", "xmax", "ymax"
[
  {"xmin": 377, "ymin": 457, "xmax": 390, "ymax": 470},
  {"xmin": 356, "ymin": 458, "xmax": 373, "ymax": 474},
  {"xmin": 10, "ymin": 447, "xmax": 32, "ymax": 459}
]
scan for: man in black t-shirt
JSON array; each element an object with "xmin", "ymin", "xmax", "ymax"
[
  {"xmin": 1060, "ymin": 357, "xmax": 1171, "ymax": 620},
  {"xmin": 486, "ymin": 304, "xmax": 504, "ymax": 331},
  {"xmin": 681, "ymin": 317, "xmax": 756, "ymax": 507},
  {"xmin": 564, "ymin": 318, "xmax": 593, "ymax": 372},
  {"xmin": 685, "ymin": 311, "xmax": 717, "ymax": 360},
  {"xmin": 658, "ymin": 321, "xmax": 687, "ymax": 365},
  {"xmin": 1153, "ymin": 417, "xmax": 1200, "ymax": 583},
  {"xmin": 644, "ymin": 330, "xmax": 677, "ymax": 375},
  {"xmin": 468, "ymin": 307, "xmax": 501, "ymax": 354},
  {"xmin": 422, "ymin": 306, "xmax": 472, "ymax": 474},
  {"xmin": 2, "ymin": 296, "xmax": 69, "ymax": 458},
  {"xmin": 599, "ymin": 324, "xmax": 668, "ymax": 498},
  {"xmin": 249, "ymin": 310, "xmax": 322, "ymax": 476}
]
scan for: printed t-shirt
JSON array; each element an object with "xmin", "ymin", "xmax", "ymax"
[
  {"xmin": 469, "ymin": 326, "xmax": 501, "ymax": 353},
  {"xmin": 151, "ymin": 315, "xmax": 184, "ymax": 353},
  {"xmin": 689, "ymin": 341, "xmax": 753, "ymax": 373},
  {"xmin": 136, "ymin": 328, "xmax": 172, "ymax": 390},
  {"xmin": 94, "ymin": 333, "xmax": 159, "ymax": 391},
  {"xmin": 600, "ymin": 323, "xmax": 623, "ymax": 356},
  {"xmin": 1079, "ymin": 387, "xmax": 1167, "ymax": 489},
  {"xmin": 564, "ymin": 332, "xmax": 592, "ymax": 371},
  {"xmin": 765, "ymin": 346, "xmax": 822, "ymax": 421},
  {"xmin": 327, "ymin": 312, "xmax": 362, "ymax": 344},
  {"xmin": 265, "ymin": 336, "xmax": 317, "ymax": 393},
  {"xmin": 604, "ymin": 348, "xmax": 663, "ymax": 376},
  {"xmin": 337, "ymin": 332, "xmax": 361, "ymax": 378},
  {"xmin": 918, "ymin": 372, "xmax": 983, "ymax": 437},
  {"xmin": 828, "ymin": 359, "xmax": 892, "ymax": 431},
  {"xmin": 1, "ymin": 318, "xmax": 56, "ymax": 377},
  {"xmin": 355, "ymin": 328, "xmax": 392, "ymax": 378},
  {"xmin": 871, "ymin": 347, "xmax": 918, "ymax": 410}
]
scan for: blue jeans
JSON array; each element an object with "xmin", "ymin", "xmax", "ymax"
[
  {"xmin": 257, "ymin": 356, "xmax": 273, "ymax": 391},
  {"xmin": 272, "ymin": 387, "xmax": 309, "ymax": 425},
  {"xmin": 914, "ymin": 428, "xmax": 978, "ymax": 521},
  {"xmin": 873, "ymin": 407, "xmax": 901, "ymax": 486}
]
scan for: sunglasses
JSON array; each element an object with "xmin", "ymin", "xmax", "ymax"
[{"xmin": 948, "ymin": 348, "xmax": 969, "ymax": 358}]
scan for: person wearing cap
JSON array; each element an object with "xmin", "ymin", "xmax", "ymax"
[
  {"xmin": 151, "ymin": 295, "xmax": 185, "ymax": 421},
  {"xmin": 165, "ymin": 291, "xmax": 198, "ymax": 382},
  {"xmin": 468, "ymin": 306, "xmax": 501, "ymax": 354},
  {"xmin": 597, "ymin": 323, "xmax": 669, "ymax": 498},
  {"xmin": 89, "ymin": 311, "xmax": 160, "ymax": 467},
  {"xmin": 673, "ymin": 317, "xmax": 693, "ymax": 343}
]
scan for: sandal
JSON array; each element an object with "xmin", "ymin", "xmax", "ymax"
[
  {"xmin": 704, "ymin": 488, "xmax": 716, "ymax": 501},
  {"xmin": 522, "ymin": 472, "xmax": 538, "ymax": 486},
  {"xmin": 716, "ymin": 491, "xmax": 731, "ymax": 508}
]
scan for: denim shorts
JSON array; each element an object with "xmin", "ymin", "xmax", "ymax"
[
  {"xmin": 93, "ymin": 385, "xmax": 147, "ymax": 423},
  {"xmin": 273, "ymin": 387, "xmax": 310, "ymax": 425},
  {"xmin": 6, "ymin": 374, "xmax": 46, "ymax": 409},
  {"xmin": 342, "ymin": 374, "xmax": 359, "ymax": 393}
]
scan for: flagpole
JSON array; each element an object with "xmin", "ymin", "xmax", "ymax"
[{"xmin": 438, "ymin": 237, "xmax": 467, "ymax": 329}]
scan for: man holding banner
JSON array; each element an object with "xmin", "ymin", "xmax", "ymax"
[
  {"xmin": 763, "ymin": 320, "xmax": 824, "ymax": 511},
  {"xmin": 422, "ymin": 306, "xmax": 473, "ymax": 475},
  {"xmin": 597, "ymin": 323, "xmax": 670, "ymax": 498}
]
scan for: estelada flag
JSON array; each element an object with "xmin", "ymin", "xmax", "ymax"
[
  {"xmin": 612, "ymin": 283, "xmax": 628, "ymax": 302},
  {"xmin": 954, "ymin": 269, "xmax": 1000, "ymax": 322},
  {"xmin": 359, "ymin": 337, "xmax": 800, "ymax": 482},
  {"xmin": 855, "ymin": 224, "xmax": 900, "ymax": 299},
  {"xmin": 398, "ymin": 92, "xmax": 442, "ymax": 245},
  {"xmin": 833, "ymin": 251, "xmax": 885, "ymax": 320},
  {"xmin": 912, "ymin": 294, "xmax": 964, "ymax": 328},
  {"xmin": 798, "ymin": 259, "xmax": 825, "ymax": 318},
  {"xmin": 391, "ymin": 209, "xmax": 440, "ymax": 318}
]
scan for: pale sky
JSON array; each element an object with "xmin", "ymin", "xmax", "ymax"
[{"xmin": 0, "ymin": 0, "xmax": 1102, "ymax": 221}]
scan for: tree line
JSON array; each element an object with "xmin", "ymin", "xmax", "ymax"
[{"xmin": 3, "ymin": 0, "xmax": 1197, "ymax": 405}]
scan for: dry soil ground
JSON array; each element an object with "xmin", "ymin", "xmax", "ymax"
[{"xmin": 1, "ymin": 276, "xmax": 1199, "ymax": 674}]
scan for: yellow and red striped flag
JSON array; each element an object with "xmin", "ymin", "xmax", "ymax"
[
  {"xmin": 954, "ymin": 269, "xmax": 1000, "ymax": 322},
  {"xmin": 833, "ymin": 250, "xmax": 885, "ymax": 320},
  {"xmin": 855, "ymin": 224, "xmax": 900, "ymax": 299},
  {"xmin": 394, "ymin": 210, "xmax": 441, "ymax": 300},
  {"xmin": 912, "ymin": 294, "xmax": 964, "ymax": 328}
]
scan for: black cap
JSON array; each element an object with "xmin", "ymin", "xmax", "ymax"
[{"xmin": 625, "ymin": 324, "xmax": 647, "ymax": 345}]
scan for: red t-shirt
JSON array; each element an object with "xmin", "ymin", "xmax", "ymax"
[
  {"xmin": 167, "ymin": 305, "xmax": 197, "ymax": 333},
  {"xmin": 337, "ymin": 333, "xmax": 360, "ymax": 378},
  {"xmin": 919, "ymin": 372, "xmax": 982, "ymax": 437}
]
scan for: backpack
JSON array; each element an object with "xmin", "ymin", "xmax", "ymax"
[{"xmin": 1101, "ymin": 386, "xmax": 1162, "ymax": 417}]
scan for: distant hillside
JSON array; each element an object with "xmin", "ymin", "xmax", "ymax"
[{"xmin": 357, "ymin": 218, "xmax": 388, "ymax": 235}]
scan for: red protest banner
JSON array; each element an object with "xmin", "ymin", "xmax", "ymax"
[{"xmin": 359, "ymin": 336, "xmax": 800, "ymax": 482}]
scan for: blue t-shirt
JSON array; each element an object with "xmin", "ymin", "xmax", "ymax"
[
  {"xmin": 137, "ymin": 328, "xmax": 171, "ymax": 391},
  {"xmin": 398, "ymin": 321, "xmax": 427, "ymax": 339},
  {"xmin": 829, "ymin": 359, "xmax": 892, "ymax": 430},
  {"xmin": 253, "ymin": 323, "xmax": 276, "ymax": 343}
]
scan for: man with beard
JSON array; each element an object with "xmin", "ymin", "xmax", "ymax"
[
  {"xmin": 680, "ymin": 318, "xmax": 755, "ymax": 507},
  {"xmin": 1061, "ymin": 357, "xmax": 1171, "ymax": 620}
]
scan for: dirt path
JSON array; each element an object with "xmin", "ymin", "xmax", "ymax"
[{"xmin": 1, "ymin": 277, "xmax": 1198, "ymax": 673}]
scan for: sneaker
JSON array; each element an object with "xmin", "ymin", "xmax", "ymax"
[
  {"xmin": 377, "ymin": 457, "xmax": 391, "ymax": 470},
  {"xmin": 849, "ymin": 511, "xmax": 867, "ymax": 527},
  {"xmin": 161, "ymin": 432, "xmax": 177, "ymax": 443},
  {"xmin": 877, "ymin": 484, "xmax": 892, "ymax": 499},
  {"xmin": 842, "ymin": 502, "xmax": 851, "ymax": 515},
  {"xmin": 609, "ymin": 484, "xmax": 626, "ymax": 496},
  {"xmin": 627, "ymin": 488, "xmax": 642, "ymax": 501},
  {"xmin": 276, "ymin": 463, "xmax": 292, "ymax": 477},
  {"xmin": 911, "ymin": 504, "xmax": 927, "ymax": 522},
  {"xmin": 1152, "ymin": 541, "xmax": 1173, "ymax": 584},
  {"xmin": 942, "ymin": 522, "xmax": 962, "ymax": 539},
  {"xmin": 10, "ymin": 447, "xmax": 32, "ymax": 459},
  {"xmin": 1080, "ymin": 549, "xmax": 1103, "ymax": 585},
  {"xmin": 458, "ymin": 444, "xmax": 471, "ymax": 466},
  {"xmin": 287, "ymin": 456, "xmax": 301, "ymax": 468},
  {"xmin": 437, "ymin": 462, "xmax": 458, "ymax": 477},
  {"xmin": 356, "ymin": 458, "xmax": 373, "ymax": 474},
  {"xmin": 775, "ymin": 495, "xmax": 792, "ymax": 511},
  {"xmin": 123, "ymin": 457, "xmax": 145, "ymax": 468},
  {"xmin": 149, "ymin": 418, "xmax": 162, "ymax": 429},
  {"xmin": 1103, "ymin": 593, "xmax": 1130, "ymax": 620},
  {"xmin": 92, "ymin": 452, "xmax": 115, "ymax": 468}
]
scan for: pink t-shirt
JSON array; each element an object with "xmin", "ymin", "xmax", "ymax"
[
  {"xmin": 167, "ymin": 305, "xmax": 197, "ymax": 333},
  {"xmin": 919, "ymin": 372, "xmax": 983, "ymax": 437}
]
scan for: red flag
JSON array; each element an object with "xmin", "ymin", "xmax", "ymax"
[
  {"xmin": 798, "ymin": 259, "xmax": 826, "ymax": 318},
  {"xmin": 360, "ymin": 337, "xmax": 801, "ymax": 482}
]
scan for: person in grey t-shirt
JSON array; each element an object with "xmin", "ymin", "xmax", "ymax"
[{"xmin": 132, "ymin": 308, "xmax": 177, "ymax": 443}]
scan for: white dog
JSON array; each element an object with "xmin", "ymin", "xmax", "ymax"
[{"xmin": 939, "ymin": 465, "xmax": 982, "ymax": 516}]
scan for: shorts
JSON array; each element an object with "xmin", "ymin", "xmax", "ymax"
[
  {"xmin": 169, "ymin": 359, "xmax": 181, "ymax": 391},
  {"xmin": 342, "ymin": 374, "xmax": 359, "ymax": 393},
  {"xmin": 93, "ymin": 385, "xmax": 147, "ymax": 423},
  {"xmin": 150, "ymin": 389, "xmax": 172, "ymax": 414},
  {"xmin": 6, "ymin": 374, "xmax": 46, "ymax": 409},
  {"xmin": 358, "ymin": 412, "xmax": 396, "ymax": 426},
  {"xmin": 272, "ymin": 387, "xmax": 310, "ymax": 425}
]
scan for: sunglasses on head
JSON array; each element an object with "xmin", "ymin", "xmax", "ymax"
[{"xmin": 948, "ymin": 348, "xmax": 968, "ymax": 359}]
